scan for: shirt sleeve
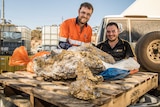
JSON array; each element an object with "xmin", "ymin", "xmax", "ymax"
[
  {"xmin": 125, "ymin": 42, "xmax": 136, "ymax": 58},
  {"xmin": 59, "ymin": 21, "xmax": 69, "ymax": 42}
]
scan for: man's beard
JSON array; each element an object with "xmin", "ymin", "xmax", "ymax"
[
  {"xmin": 78, "ymin": 18, "xmax": 88, "ymax": 24},
  {"xmin": 108, "ymin": 38, "xmax": 117, "ymax": 42}
]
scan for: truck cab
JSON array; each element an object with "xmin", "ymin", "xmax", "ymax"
[{"xmin": 95, "ymin": 15, "xmax": 160, "ymax": 72}]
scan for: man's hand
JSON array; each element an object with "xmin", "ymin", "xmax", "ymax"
[{"xmin": 58, "ymin": 41, "xmax": 72, "ymax": 49}]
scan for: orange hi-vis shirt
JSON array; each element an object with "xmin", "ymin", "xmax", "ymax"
[{"xmin": 59, "ymin": 18, "xmax": 92, "ymax": 46}]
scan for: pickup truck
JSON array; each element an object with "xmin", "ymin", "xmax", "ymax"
[{"xmin": 95, "ymin": 15, "xmax": 160, "ymax": 73}]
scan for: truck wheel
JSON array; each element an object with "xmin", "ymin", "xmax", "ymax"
[{"xmin": 135, "ymin": 31, "xmax": 160, "ymax": 72}]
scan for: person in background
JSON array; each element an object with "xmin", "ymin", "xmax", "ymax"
[
  {"xmin": 58, "ymin": 2, "xmax": 94, "ymax": 49},
  {"xmin": 96, "ymin": 22, "xmax": 136, "ymax": 62}
]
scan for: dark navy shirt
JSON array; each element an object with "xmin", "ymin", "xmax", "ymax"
[{"xmin": 96, "ymin": 38, "xmax": 135, "ymax": 61}]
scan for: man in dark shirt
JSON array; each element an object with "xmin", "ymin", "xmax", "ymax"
[{"xmin": 96, "ymin": 22, "xmax": 136, "ymax": 61}]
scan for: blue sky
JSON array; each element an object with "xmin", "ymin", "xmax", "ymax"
[{"xmin": 0, "ymin": 0, "xmax": 135, "ymax": 29}]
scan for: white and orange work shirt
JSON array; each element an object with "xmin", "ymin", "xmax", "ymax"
[{"xmin": 59, "ymin": 17, "xmax": 92, "ymax": 46}]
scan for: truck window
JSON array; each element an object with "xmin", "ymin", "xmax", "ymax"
[
  {"xmin": 130, "ymin": 19, "xmax": 160, "ymax": 42},
  {"xmin": 99, "ymin": 20, "xmax": 105, "ymax": 42}
]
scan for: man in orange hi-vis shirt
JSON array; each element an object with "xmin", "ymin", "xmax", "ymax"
[{"xmin": 58, "ymin": 2, "xmax": 94, "ymax": 49}]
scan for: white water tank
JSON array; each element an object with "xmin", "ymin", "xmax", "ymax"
[{"xmin": 42, "ymin": 25, "xmax": 59, "ymax": 50}]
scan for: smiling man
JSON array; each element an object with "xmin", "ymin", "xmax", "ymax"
[
  {"xmin": 96, "ymin": 22, "xmax": 136, "ymax": 61},
  {"xmin": 58, "ymin": 2, "xmax": 94, "ymax": 49}
]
